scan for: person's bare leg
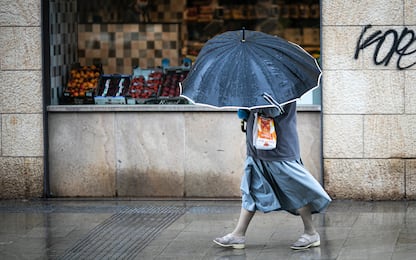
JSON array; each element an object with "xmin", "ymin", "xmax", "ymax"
[
  {"xmin": 231, "ymin": 207, "xmax": 255, "ymax": 237},
  {"xmin": 297, "ymin": 204, "xmax": 316, "ymax": 235},
  {"xmin": 291, "ymin": 204, "xmax": 320, "ymax": 249},
  {"xmin": 213, "ymin": 207, "xmax": 254, "ymax": 249}
]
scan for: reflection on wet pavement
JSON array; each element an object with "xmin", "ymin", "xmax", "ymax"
[{"xmin": 0, "ymin": 199, "xmax": 415, "ymax": 259}]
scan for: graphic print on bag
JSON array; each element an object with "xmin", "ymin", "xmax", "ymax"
[{"xmin": 253, "ymin": 113, "xmax": 277, "ymax": 150}]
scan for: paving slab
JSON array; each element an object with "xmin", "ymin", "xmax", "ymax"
[{"xmin": 0, "ymin": 199, "xmax": 415, "ymax": 259}]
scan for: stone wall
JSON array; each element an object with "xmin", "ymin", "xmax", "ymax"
[
  {"xmin": 47, "ymin": 107, "xmax": 322, "ymax": 198},
  {"xmin": 3, "ymin": 0, "xmax": 416, "ymax": 200},
  {"xmin": 0, "ymin": 0, "xmax": 44, "ymax": 198},
  {"xmin": 321, "ymin": 0, "xmax": 416, "ymax": 199}
]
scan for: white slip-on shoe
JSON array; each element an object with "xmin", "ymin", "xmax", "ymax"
[
  {"xmin": 213, "ymin": 233, "xmax": 245, "ymax": 249},
  {"xmin": 290, "ymin": 232, "xmax": 320, "ymax": 250}
]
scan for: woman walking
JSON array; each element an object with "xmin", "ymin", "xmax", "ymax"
[{"xmin": 213, "ymin": 102, "xmax": 331, "ymax": 250}]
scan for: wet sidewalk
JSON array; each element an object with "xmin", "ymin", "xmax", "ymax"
[{"xmin": 0, "ymin": 199, "xmax": 415, "ymax": 260}]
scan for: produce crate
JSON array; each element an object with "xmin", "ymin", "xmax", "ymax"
[
  {"xmin": 94, "ymin": 74, "xmax": 131, "ymax": 104},
  {"xmin": 128, "ymin": 67, "xmax": 163, "ymax": 102},
  {"xmin": 94, "ymin": 96, "xmax": 126, "ymax": 105},
  {"xmin": 146, "ymin": 97, "xmax": 189, "ymax": 105},
  {"xmin": 158, "ymin": 67, "xmax": 189, "ymax": 98},
  {"xmin": 62, "ymin": 64, "xmax": 102, "ymax": 105},
  {"xmin": 126, "ymin": 98, "xmax": 136, "ymax": 105}
]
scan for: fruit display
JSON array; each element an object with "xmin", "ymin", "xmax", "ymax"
[
  {"xmin": 159, "ymin": 69, "xmax": 188, "ymax": 98},
  {"xmin": 63, "ymin": 64, "xmax": 190, "ymax": 105},
  {"xmin": 96, "ymin": 74, "xmax": 131, "ymax": 97},
  {"xmin": 65, "ymin": 65, "xmax": 101, "ymax": 98},
  {"xmin": 128, "ymin": 70, "xmax": 163, "ymax": 99}
]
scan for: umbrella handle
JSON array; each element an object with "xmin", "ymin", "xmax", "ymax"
[
  {"xmin": 262, "ymin": 93, "xmax": 285, "ymax": 115},
  {"xmin": 240, "ymin": 120, "xmax": 246, "ymax": 133}
]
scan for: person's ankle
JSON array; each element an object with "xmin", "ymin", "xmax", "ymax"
[
  {"xmin": 231, "ymin": 232, "xmax": 245, "ymax": 238},
  {"xmin": 304, "ymin": 230, "xmax": 317, "ymax": 236}
]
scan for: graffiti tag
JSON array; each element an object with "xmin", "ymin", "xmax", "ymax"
[{"xmin": 354, "ymin": 24, "xmax": 416, "ymax": 70}]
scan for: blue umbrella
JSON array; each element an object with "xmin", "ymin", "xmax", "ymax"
[{"xmin": 180, "ymin": 29, "xmax": 321, "ymax": 109}]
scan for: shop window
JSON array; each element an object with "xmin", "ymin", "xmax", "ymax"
[
  {"xmin": 184, "ymin": 0, "xmax": 321, "ymax": 105},
  {"xmin": 46, "ymin": 0, "xmax": 320, "ymax": 106}
]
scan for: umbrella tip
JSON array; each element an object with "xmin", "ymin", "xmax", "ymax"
[{"xmin": 241, "ymin": 27, "xmax": 246, "ymax": 42}]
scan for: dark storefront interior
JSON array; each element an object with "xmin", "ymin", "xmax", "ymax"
[{"xmin": 45, "ymin": 0, "xmax": 320, "ymax": 105}]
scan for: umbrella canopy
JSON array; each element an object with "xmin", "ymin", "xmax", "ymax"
[{"xmin": 180, "ymin": 29, "xmax": 322, "ymax": 109}]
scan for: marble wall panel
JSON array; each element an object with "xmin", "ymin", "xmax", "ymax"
[
  {"xmin": 405, "ymin": 0, "xmax": 416, "ymax": 25},
  {"xmin": 324, "ymin": 159, "xmax": 405, "ymax": 200},
  {"xmin": 115, "ymin": 113, "xmax": 186, "ymax": 197},
  {"xmin": 323, "ymin": 70, "xmax": 404, "ymax": 114},
  {"xmin": 0, "ymin": 157, "xmax": 43, "ymax": 198},
  {"xmin": 322, "ymin": 0, "xmax": 403, "ymax": 26},
  {"xmin": 0, "ymin": 27, "xmax": 42, "ymax": 70},
  {"xmin": 183, "ymin": 112, "xmax": 245, "ymax": 197},
  {"xmin": 321, "ymin": 26, "xmax": 364, "ymax": 70},
  {"xmin": 297, "ymin": 111, "xmax": 322, "ymax": 182},
  {"xmin": 0, "ymin": 71, "xmax": 42, "ymax": 113},
  {"xmin": 2, "ymin": 114, "xmax": 43, "ymax": 157},
  {"xmin": 405, "ymin": 71, "xmax": 416, "ymax": 114},
  {"xmin": 0, "ymin": 0, "xmax": 40, "ymax": 26},
  {"xmin": 48, "ymin": 113, "xmax": 116, "ymax": 197},
  {"xmin": 364, "ymin": 115, "xmax": 416, "ymax": 158},
  {"xmin": 406, "ymin": 160, "xmax": 416, "ymax": 199},
  {"xmin": 323, "ymin": 115, "xmax": 363, "ymax": 158}
]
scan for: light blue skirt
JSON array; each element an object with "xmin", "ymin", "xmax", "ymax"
[{"xmin": 241, "ymin": 156, "xmax": 331, "ymax": 215}]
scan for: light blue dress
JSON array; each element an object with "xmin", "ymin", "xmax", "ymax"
[
  {"xmin": 241, "ymin": 156, "xmax": 331, "ymax": 215},
  {"xmin": 240, "ymin": 103, "xmax": 331, "ymax": 215}
]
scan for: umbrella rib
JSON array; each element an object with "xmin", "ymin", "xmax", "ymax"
[
  {"xmin": 181, "ymin": 30, "xmax": 322, "ymax": 108},
  {"xmin": 253, "ymin": 37, "xmax": 321, "ymax": 100}
]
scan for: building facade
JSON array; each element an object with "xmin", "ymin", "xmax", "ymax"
[
  {"xmin": 0, "ymin": 0, "xmax": 415, "ymax": 199},
  {"xmin": 322, "ymin": 0, "xmax": 416, "ymax": 200},
  {"xmin": 0, "ymin": 1, "xmax": 44, "ymax": 198}
]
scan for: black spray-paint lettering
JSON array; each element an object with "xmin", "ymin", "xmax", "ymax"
[{"xmin": 354, "ymin": 24, "xmax": 416, "ymax": 70}]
